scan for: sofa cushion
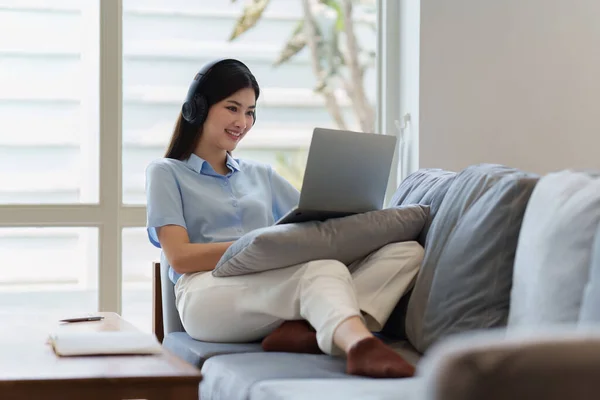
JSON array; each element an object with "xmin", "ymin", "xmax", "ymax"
[
  {"xmin": 580, "ymin": 222, "xmax": 600, "ymax": 324},
  {"xmin": 200, "ymin": 353, "xmax": 353, "ymax": 400},
  {"xmin": 387, "ymin": 168, "xmax": 457, "ymax": 247},
  {"xmin": 162, "ymin": 332, "xmax": 263, "ymax": 368},
  {"xmin": 405, "ymin": 164, "xmax": 539, "ymax": 353},
  {"xmin": 250, "ymin": 378, "xmax": 424, "ymax": 400},
  {"xmin": 200, "ymin": 339, "xmax": 422, "ymax": 400},
  {"xmin": 508, "ymin": 170, "xmax": 600, "ymax": 327},
  {"xmin": 213, "ymin": 205, "xmax": 429, "ymax": 277}
]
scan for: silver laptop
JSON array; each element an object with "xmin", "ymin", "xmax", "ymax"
[{"xmin": 276, "ymin": 127, "xmax": 397, "ymax": 225}]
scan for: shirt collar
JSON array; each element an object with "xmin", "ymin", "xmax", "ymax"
[
  {"xmin": 225, "ymin": 153, "xmax": 241, "ymax": 172},
  {"xmin": 184, "ymin": 153, "xmax": 204, "ymax": 174},
  {"xmin": 184, "ymin": 153, "xmax": 241, "ymax": 174}
]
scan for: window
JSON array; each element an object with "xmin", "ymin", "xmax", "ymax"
[
  {"xmin": 0, "ymin": 227, "xmax": 98, "ymax": 318},
  {"xmin": 0, "ymin": 0, "xmax": 99, "ymax": 204},
  {"xmin": 0, "ymin": 0, "xmax": 399, "ymax": 331},
  {"xmin": 121, "ymin": 227, "xmax": 160, "ymax": 331}
]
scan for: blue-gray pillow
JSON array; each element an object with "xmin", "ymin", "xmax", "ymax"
[
  {"xmin": 381, "ymin": 168, "xmax": 457, "ymax": 339},
  {"xmin": 405, "ymin": 164, "xmax": 539, "ymax": 353},
  {"xmin": 212, "ymin": 205, "xmax": 430, "ymax": 277},
  {"xmin": 387, "ymin": 168, "xmax": 457, "ymax": 248}
]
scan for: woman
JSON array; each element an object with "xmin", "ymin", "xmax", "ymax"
[{"xmin": 145, "ymin": 58, "xmax": 424, "ymax": 378}]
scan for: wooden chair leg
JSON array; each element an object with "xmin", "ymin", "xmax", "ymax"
[{"xmin": 152, "ymin": 261, "xmax": 164, "ymax": 343}]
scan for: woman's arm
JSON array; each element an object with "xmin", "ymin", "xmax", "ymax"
[
  {"xmin": 145, "ymin": 163, "xmax": 233, "ymax": 274},
  {"xmin": 157, "ymin": 225, "xmax": 234, "ymax": 274}
]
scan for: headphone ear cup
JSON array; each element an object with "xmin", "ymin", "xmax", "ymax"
[
  {"xmin": 181, "ymin": 100, "xmax": 196, "ymax": 123},
  {"xmin": 194, "ymin": 95, "xmax": 209, "ymax": 126}
]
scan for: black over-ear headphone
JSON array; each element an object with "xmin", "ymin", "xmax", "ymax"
[{"xmin": 181, "ymin": 58, "xmax": 256, "ymax": 127}]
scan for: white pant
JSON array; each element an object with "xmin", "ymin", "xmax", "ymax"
[{"xmin": 175, "ymin": 241, "xmax": 424, "ymax": 355}]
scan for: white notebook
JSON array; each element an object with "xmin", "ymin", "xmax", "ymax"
[{"xmin": 48, "ymin": 331, "xmax": 163, "ymax": 357}]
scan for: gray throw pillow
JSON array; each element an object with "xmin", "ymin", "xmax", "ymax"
[
  {"xmin": 405, "ymin": 164, "xmax": 539, "ymax": 353},
  {"xmin": 381, "ymin": 168, "xmax": 457, "ymax": 339},
  {"xmin": 212, "ymin": 205, "xmax": 430, "ymax": 277},
  {"xmin": 387, "ymin": 168, "xmax": 457, "ymax": 247}
]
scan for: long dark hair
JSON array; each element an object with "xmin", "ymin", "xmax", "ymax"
[{"xmin": 164, "ymin": 60, "xmax": 260, "ymax": 160}]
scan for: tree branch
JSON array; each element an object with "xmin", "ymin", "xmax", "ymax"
[
  {"xmin": 301, "ymin": 0, "xmax": 347, "ymax": 130},
  {"xmin": 341, "ymin": 0, "xmax": 375, "ymax": 132}
]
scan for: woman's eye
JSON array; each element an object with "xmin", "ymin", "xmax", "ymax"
[
  {"xmin": 246, "ymin": 111, "xmax": 254, "ymax": 117},
  {"xmin": 227, "ymin": 106, "xmax": 237, "ymax": 112}
]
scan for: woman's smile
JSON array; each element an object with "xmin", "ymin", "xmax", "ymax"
[{"xmin": 225, "ymin": 129, "xmax": 242, "ymax": 141}]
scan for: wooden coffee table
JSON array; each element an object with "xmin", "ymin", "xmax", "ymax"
[{"xmin": 0, "ymin": 312, "xmax": 202, "ymax": 400}]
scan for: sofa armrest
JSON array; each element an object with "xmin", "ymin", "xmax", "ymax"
[{"xmin": 418, "ymin": 328, "xmax": 600, "ymax": 400}]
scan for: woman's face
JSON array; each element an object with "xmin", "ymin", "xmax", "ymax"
[{"xmin": 200, "ymin": 87, "xmax": 256, "ymax": 153}]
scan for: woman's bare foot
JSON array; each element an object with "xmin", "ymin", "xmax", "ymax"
[
  {"xmin": 346, "ymin": 336, "xmax": 415, "ymax": 378},
  {"xmin": 261, "ymin": 320, "xmax": 323, "ymax": 354}
]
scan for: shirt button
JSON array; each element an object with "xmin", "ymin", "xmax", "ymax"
[
  {"xmin": 223, "ymin": 181, "xmax": 229, "ymax": 186},
  {"xmin": 232, "ymin": 201, "xmax": 238, "ymax": 207}
]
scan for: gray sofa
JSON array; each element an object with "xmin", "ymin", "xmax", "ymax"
[{"xmin": 152, "ymin": 164, "xmax": 600, "ymax": 400}]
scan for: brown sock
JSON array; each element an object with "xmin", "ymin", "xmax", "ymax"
[
  {"xmin": 261, "ymin": 320, "xmax": 323, "ymax": 354},
  {"xmin": 346, "ymin": 336, "xmax": 415, "ymax": 378}
]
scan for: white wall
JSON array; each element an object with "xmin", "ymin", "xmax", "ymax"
[{"xmin": 419, "ymin": 0, "xmax": 600, "ymax": 174}]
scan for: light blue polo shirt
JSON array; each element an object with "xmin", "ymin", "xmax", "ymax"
[{"xmin": 145, "ymin": 153, "xmax": 300, "ymax": 284}]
